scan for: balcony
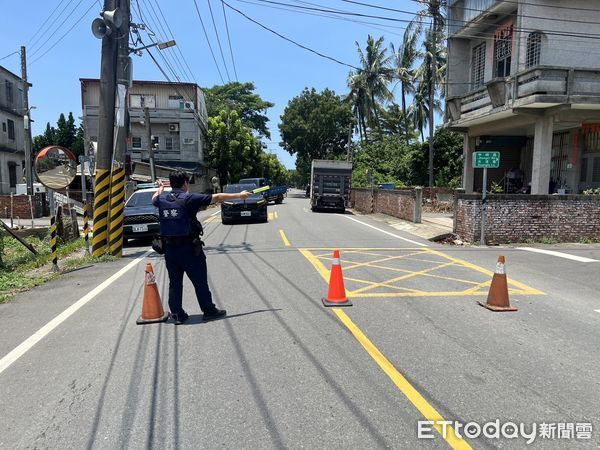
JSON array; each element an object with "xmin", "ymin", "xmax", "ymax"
[
  {"xmin": 446, "ymin": 66, "xmax": 600, "ymax": 126},
  {"xmin": 449, "ymin": 0, "xmax": 513, "ymax": 36}
]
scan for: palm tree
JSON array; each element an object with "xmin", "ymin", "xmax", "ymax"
[
  {"xmin": 391, "ymin": 23, "xmax": 420, "ymax": 145},
  {"xmin": 411, "ymin": 0, "xmax": 447, "ymax": 187},
  {"xmin": 353, "ymin": 35, "xmax": 394, "ymax": 138},
  {"xmin": 346, "ymin": 71, "xmax": 370, "ymax": 143}
]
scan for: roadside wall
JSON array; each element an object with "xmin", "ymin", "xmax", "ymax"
[
  {"xmin": 456, "ymin": 194, "xmax": 600, "ymax": 243},
  {"xmin": 351, "ymin": 188, "xmax": 418, "ymax": 222},
  {"xmin": 0, "ymin": 193, "xmax": 47, "ymax": 219}
]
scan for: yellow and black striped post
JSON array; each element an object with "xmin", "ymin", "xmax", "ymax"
[
  {"xmin": 92, "ymin": 169, "xmax": 110, "ymax": 257},
  {"xmin": 50, "ymin": 216, "xmax": 59, "ymax": 272},
  {"xmin": 83, "ymin": 200, "xmax": 90, "ymax": 256},
  {"xmin": 108, "ymin": 166, "xmax": 125, "ymax": 257}
]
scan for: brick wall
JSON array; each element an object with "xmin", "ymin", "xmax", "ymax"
[
  {"xmin": 0, "ymin": 194, "xmax": 46, "ymax": 219},
  {"xmin": 351, "ymin": 188, "xmax": 417, "ymax": 222},
  {"xmin": 456, "ymin": 194, "xmax": 600, "ymax": 243}
]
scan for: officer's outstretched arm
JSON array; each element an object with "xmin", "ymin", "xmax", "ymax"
[{"xmin": 212, "ymin": 190, "xmax": 250, "ymax": 203}]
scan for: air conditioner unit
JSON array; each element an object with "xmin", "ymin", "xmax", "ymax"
[
  {"xmin": 168, "ymin": 123, "xmax": 179, "ymax": 132},
  {"xmin": 183, "ymin": 138, "xmax": 195, "ymax": 145},
  {"xmin": 179, "ymin": 101, "xmax": 194, "ymax": 110}
]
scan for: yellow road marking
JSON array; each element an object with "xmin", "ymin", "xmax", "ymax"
[
  {"xmin": 274, "ymin": 211, "xmax": 279, "ymax": 219},
  {"xmin": 333, "ymin": 309, "xmax": 473, "ymax": 450},
  {"xmin": 203, "ymin": 215, "xmax": 218, "ymax": 224},
  {"xmin": 279, "ymin": 229, "xmax": 290, "ymax": 247},
  {"xmin": 299, "ymin": 248, "xmax": 544, "ymax": 298},
  {"xmin": 268, "ymin": 212, "xmax": 274, "ymax": 221}
]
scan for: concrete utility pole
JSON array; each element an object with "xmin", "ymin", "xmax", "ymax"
[
  {"xmin": 20, "ymin": 46, "xmax": 34, "ymax": 196},
  {"xmin": 144, "ymin": 107, "xmax": 156, "ymax": 182},
  {"xmin": 92, "ymin": 0, "xmax": 118, "ymax": 257},
  {"xmin": 108, "ymin": 0, "xmax": 131, "ymax": 257}
]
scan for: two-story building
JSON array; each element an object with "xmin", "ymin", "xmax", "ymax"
[
  {"xmin": 0, "ymin": 66, "xmax": 26, "ymax": 195},
  {"xmin": 80, "ymin": 79, "xmax": 210, "ymax": 191},
  {"xmin": 446, "ymin": 0, "xmax": 600, "ymax": 195}
]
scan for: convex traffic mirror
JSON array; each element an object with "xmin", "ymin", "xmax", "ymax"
[{"xmin": 34, "ymin": 146, "xmax": 77, "ymax": 190}]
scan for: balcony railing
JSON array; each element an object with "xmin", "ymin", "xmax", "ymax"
[{"xmin": 449, "ymin": 66, "xmax": 600, "ymax": 123}]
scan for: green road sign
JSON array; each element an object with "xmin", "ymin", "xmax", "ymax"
[{"xmin": 473, "ymin": 151, "xmax": 500, "ymax": 168}]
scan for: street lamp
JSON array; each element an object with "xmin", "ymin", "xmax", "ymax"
[{"xmin": 130, "ymin": 39, "xmax": 176, "ymax": 56}]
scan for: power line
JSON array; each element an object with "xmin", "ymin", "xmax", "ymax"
[
  {"xmin": 221, "ymin": 0, "xmax": 360, "ymax": 70},
  {"xmin": 29, "ymin": 0, "xmax": 87, "ymax": 57},
  {"xmin": 192, "ymin": 0, "xmax": 226, "ymax": 84},
  {"xmin": 153, "ymin": 0, "xmax": 198, "ymax": 83},
  {"xmin": 221, "ymin": 0, "xmax": 239, "ymax": 81},
  {"xmin": 0, "ymin": 51, "xmax": 19, "ymax": 61},
  {"xmin": 30, "ymin": 0, "xmax": 98, "ymax": 65},
  {"xmin": 207, "ymin": 0, "xmax": 232, "ymax": 81},
  {"xmin": 26, "ymin": 0, "xmax": 71, "ymax": 48}
]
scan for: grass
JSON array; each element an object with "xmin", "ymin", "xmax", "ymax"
[{"xmin": 0, "ymin": 232, "xmax": 116, "ymax": 303}]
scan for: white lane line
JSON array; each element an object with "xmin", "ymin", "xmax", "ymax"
[
  {"xmin": 595, "ymin": 310, "xmax": 600, "ymax": 314},
  {"xmin": 210, "ymin": 210, "xmax": 220, "ymax": 217},
  {"xmin": 516, "ymin": 247, "xmax": 599, "ymax": 263},
  {"xmin": 0, "ymin": 250, "xmax": 153, "ymax": 376},
  {"xmin": 343, "ymin": 215, "xmax": 428, "ymax": 247}
]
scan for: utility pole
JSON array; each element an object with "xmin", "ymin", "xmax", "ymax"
[
  {"xmin": 92, "ymin": 0, "xmax": 118, "ymax": 257},
  {"xmin": 108, "ymin": 0, "xmax": 130, "ymax": 257},
  {"xmin": 347, "ymin": 123, "xmax": 353, "ymax": 161},
  {"xmin": 144, "ymin": 106, "xmax": 156, "ymax": 182},
  {"xmin": 20, "ymin": 46, "xmax": 33, "ymax": 196}
]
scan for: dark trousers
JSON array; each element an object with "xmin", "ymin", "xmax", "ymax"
[{"xmin": 164, "ymin": 243, "xmax": 216, "ymax": 315}]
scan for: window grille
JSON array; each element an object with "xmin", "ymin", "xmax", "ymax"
[
  {"xmin": 471, "ymin": 43, "xmax": 486, "ymax": 89},
  {"xmin": 525, "ymin": 32, "xmax": 542, "ymax": 68},
  {"xmin": 132, "ymin": 136, "xmax": 141, "ymax": 148},
  {"xmin": 550, "ymin": 131, "xmax": 570, "ymax": 188},
  {"xmin": 494, "ymin": 25, "xmax": 513, "ymax": 78}
]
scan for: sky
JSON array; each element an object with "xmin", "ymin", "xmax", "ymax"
[{"xmin": 2, "ymin": 0, "xmax": 424, "ymax": 170}]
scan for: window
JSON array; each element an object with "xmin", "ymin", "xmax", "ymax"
[
  {"xmin": 494, "ymin": 25, "xmax": 513, "ymax": 78},
  {"xmin": 132, "ymin": 136, "xmax": 142, "ymax": 148},
  {"xmin": 580, "ymin": 157, "xmax": 588, "ymax": 182},
  {"xmin": 168, "ymin": 95, "xmax": 184, "ymax": 108},
  {"xmin": 129, "ymin": 94, "xmax": 156, "ymax": 108},
  {"xmin": 471, "ymin": 43, "xmax": 486, "ymax": 89},
  {"xmin": 593, "ymin": 157, "xmax": 600, "ymax": 183},
  {"xmin": 165, "ymin": 137, "xmax": 173, "ymax": 150},
  {"xmin": 8, "ymin": 162, "xmax": 17, "ymax": 188},
  {"xmin": 5, "ymin": 80, "xmax": 13, "ymax": 104},
  {"xmin": 7, "ymin": 119, "xmax": 15, "ymax": 140},
  {"xmin": 526, "ymin": 32, "xmax": 542, "ymax": 68},
  {"xmin": 2, "ymin": 122, "xmax": 6, "ymax": 132}
]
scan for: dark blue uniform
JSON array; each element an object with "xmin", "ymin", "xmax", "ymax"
[{"xmin": 153, "ymin": 189, "xmax": 218, "ymax": 317}]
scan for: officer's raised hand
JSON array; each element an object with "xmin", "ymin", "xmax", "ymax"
[{"xmin": 212, "ymin": 189, "xmax": 251, "ymax": 204}]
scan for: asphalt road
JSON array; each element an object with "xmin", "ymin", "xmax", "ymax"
[{"xmin": 0, "ymin": 189, "xmax": 599, "ymax": 449}]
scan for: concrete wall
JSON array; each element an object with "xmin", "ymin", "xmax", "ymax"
[
  {"xmin": 455, "ymin": 194, "xmax": 600, "ymax": 243},
  {"xmin": 351, "ymin": 188, "xmax": 417, "ymax": 222}
]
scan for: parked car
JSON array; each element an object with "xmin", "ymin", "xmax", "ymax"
[
  {"xmin": 221, "ymin": 183, "xmax": 268, "ymax": 224},
  {"xmin": 123, "ymin": 187, "xmax": 170, "ymax": 243}
]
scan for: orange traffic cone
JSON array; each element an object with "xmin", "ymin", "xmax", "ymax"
[
  {"xmin": 478, "ymin": 256, "xmax": 518, "ymax": 312},
  {"xmin": 136, "ymin": 262, "xmax": 170, "ymax": 324},
  {"xmin": 322, "ymin": 249, "xmax": 352, "ymax": 307}
]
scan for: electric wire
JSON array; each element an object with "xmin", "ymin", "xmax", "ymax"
[
  {"xmin": 0, "ymin": 51, "xmax": 19, "ymax": 61},
  {"xmin": 153, "ymin": 0, "xmax": 198, "ymax": 83},
  {"xmin": 207, "ymin": 0, "xmax": 232, "ymax": 81},
  {"xmin": 192, "ymin": 0, "xmax": 226, "ymax": 84},
  {"xmin": 222, "ymin": 0, "xmax": 360, "ymax": 70},
  {"xmin": 221, "ymin": 0, "xmax": 239, "ymax": 81},
  {"xmin": 29, "ymin": 0, "xmax": 87, "ymax": 58},
  {"xmin": 26, "ymin": 0, "xmax": 71, "ymax": 48},
  {"xmin": 30, "ymin": 0, "xmax": 98, "ymax": 65}
]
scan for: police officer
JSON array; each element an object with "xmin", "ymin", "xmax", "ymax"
[{"xmin": 152, "ymin": 171, "xmax": 250, "ymax": 325}]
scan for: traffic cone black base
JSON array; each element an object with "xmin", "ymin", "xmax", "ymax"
[
  {"xmin": 136, "ymin": 312, "xmax": 169, "ymax": 325},
  {"xmin": 322, "ymin": 297, "xmax": 353, "ymax": 307},
  {"xmin": 477, "ymin": 301, "xmax": 517, "ymax": 312}
]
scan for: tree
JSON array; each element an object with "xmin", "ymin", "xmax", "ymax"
[
  {"xmin": 207, "ymin": 110, "xmax": 262, "ymax": 189},
  {"xmin": 349, "ymin": 35, "xmax": 394, "ymax": 139},
  {"xmin": 279, "ymin": 88, "xmax": 354, "ymax": 180},
  {"xmin": 411, "ymin": 0, "xmax": 447, "ymax": 187},
  {"xmin": 390, "ymin": 23, "xmax": 420, "ymax": 145},
  {"xmin": 32, "ymin": 122, "xmax": 56, "ymax": 153},
  {"xmin": 257, "ymin": 153, "xmax": 289, "ymax": 186},
  {"xmin": 32, "ymin": 112, "xmax": 84, "ymax": 157},
  {"xmin": 204, "ymin": 82, "xmax": 274, "ymax": 139},
  {"xmin": 55, "ymin": 112, "xmax": 77, "ymax": 150}
]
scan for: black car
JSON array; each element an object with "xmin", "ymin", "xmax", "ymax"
[
  {"xmin": 123, "ymin": 187, "xmax": 165, "ymax": 243},
  {"xmin": 221, "ymin": 184, "xmax": 268, "ymax": 224}
]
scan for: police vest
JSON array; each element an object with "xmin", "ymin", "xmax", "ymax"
[{"xmin": 157, "ymin": 192, "xmax": 195, "ymax": 237}]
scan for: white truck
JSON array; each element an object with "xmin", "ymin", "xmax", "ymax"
[{"xmin": 309, "ymin": 160, "xmax": 352, "ymax": 213}]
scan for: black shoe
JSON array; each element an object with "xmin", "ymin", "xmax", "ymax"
[
  {"xmin": 171, "ymin": 312, "xmax": 189, "ymax": 325},
  {"xmin": 203, "ymin": 308, "xmax": 226, "ymax": 321}
]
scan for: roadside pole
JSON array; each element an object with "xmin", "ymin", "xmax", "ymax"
[
  {"xmin": 21, "ymin": 46, "xmax": 34, "ymax": 196},
  {"xmin": 480, "ymin": 167, "xmax": 487, "ymax": 246},
  {"xmin": 145, "ymin": 106, "xmax": 156, "ymax": 182},
  {"xmin": 473, "ymin": 151, "xmax": 500, "ymax": 247}
]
